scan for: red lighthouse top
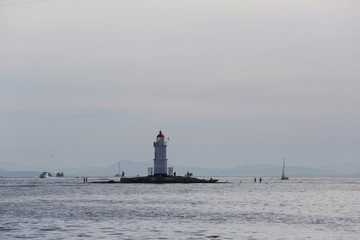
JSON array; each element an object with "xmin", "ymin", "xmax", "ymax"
[{"xmin": 157, "ymin": 131, "xmax": 164, "ymax": 138}]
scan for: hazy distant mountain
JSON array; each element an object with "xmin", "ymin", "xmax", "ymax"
[
  {"xmin": 0, "ymin": 169, "xmax": 40, "ymax": 178},
  {"xmin": 1, "ymin": 160, "xmax": 358, "ymax": 177},
  {"xmin": 171, "ymin": 164, "xmax": 337, "ymax": 177},
  {"xmin": 321, "ymin": 161, "xmax": 360, "ymax": 175},
  {"xmin": 62, "ymin": 160, "xmax": 151, "ymax": 177},
  {"xmin": 0, "ymin": 160, "xmax": 152, "ymax": 178}
]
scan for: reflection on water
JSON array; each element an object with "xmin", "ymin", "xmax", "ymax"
[{"xmin": 0, "ymin": 177, "xmax": 359, "ymax": 239}]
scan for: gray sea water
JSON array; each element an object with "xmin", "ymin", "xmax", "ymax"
[{"xmin": 0, "ymin": 177, "xmax": 359, "ymax": 239}]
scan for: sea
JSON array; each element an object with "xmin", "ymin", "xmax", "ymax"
[{"xmin": 0, "ymin": 177, "xmax": 359, "ymax": 240}]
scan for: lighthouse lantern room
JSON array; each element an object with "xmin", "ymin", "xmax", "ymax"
[{"xmin": 153, "ymin": 131, "xmax": 168, "ymax": 176}]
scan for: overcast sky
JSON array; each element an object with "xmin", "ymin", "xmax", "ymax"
[{"xmin": 1, "ymin": 0, "xmax": 359, "ymax": 170}]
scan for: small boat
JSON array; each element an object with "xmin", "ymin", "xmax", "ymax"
[
  {"xmin": 40, "ymin": 172, "xmax": 52, "ymax": 178},
  {"xmin": 281, "ymin": 158, "xmax": 289, "ymax": 180}
]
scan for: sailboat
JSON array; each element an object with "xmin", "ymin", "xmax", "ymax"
[
  {"xmin": 114, "ymin": 162, "xmax": 121, "ymax": 177},
  {"xmin": 281, "ymin": 158, "xmax": 289, "ymax": 180}
]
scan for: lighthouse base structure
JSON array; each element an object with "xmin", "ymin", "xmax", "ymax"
[{"xmin": 120, "ymin": 175, "xmax": 218, "ymax": 184}]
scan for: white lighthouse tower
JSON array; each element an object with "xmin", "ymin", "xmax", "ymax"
[{"xmin": 153, "ymin": 131, "xmax": 168, "ymax": 176}]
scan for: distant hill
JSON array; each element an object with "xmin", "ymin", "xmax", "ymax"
[
  {"xmin": 1, "ymin": 160, "xmax": 358, "ymax": 178},
  {"xmin": 171, "ymin": 164, "xmax": 337, "ymax": 177},
  {"xmin": 322, "ymin": 161, "xmax": 360, "ymax": 175},
  {"xmin": 0, "ymin": 169, "xmax": 40, "ymax": 178}
]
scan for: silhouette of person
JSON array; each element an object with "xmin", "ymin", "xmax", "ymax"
[
  {"xmin": 259, "ymin": 177, "xmax": 262, "ymax": 183},
  {"xmin": 254, "ymin": 177, "xmax": 257, "ymax": 183}
]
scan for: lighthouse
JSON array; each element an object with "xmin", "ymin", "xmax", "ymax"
[
  {"xmin": 153, "ymin": 131, "xmax": 168, "ymax": 176},
  {"xmin": 119, "ymin": 130, "xmax": 217, "ymax": 183}
]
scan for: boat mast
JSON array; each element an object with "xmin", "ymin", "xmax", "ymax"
[
  {"xmin": 281, "ymin": 157, "xmax": 286, "ymax": 179},
  {"xmin": 282, "ymin": 158, "xmax": 285, "ymax": 176}
]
